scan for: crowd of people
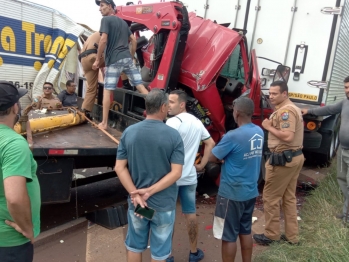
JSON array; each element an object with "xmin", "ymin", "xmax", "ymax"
[
  {"xmin": 1, "ymin": 0, "xmax": 349, "ymax": 261},
  {"xmin": 113, "ymin": 77, "xmax": 349, "ymax": 262}
]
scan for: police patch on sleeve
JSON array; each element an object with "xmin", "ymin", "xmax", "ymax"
[
  {"xmin": 281, "ymin": 122, "xmax": 290, "ymax": 128},
  {"xmin": 281, "ymin": 111, "xmax": 289, "ymax": 120}
]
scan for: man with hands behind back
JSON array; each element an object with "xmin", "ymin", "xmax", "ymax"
[{"xmin": 115, "ymin": 89, "xmax": 184, "ymax": 262}]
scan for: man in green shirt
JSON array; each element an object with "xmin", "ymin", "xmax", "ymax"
[{"xmin": 0, "ymin": 81, "xmax": 41, "ymax": 262}]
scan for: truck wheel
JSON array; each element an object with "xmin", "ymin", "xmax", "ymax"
[
  {"xmin": 306, "ymin": 116, "xmax": 340, "ymax": 166},
  {"xmin": 312, "ymin": 127, "xmax": 339, "ymax": 166}
]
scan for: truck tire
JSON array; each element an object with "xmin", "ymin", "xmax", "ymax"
[{"xmin": 306, "ymin": 116, "xmax": 340, "ymax": 166}]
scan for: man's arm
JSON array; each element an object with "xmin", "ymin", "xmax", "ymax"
[
  {"xmin": 303, "ymin": 100, "xmax": 343, "ymax": 116},
  {"xmin": 195, "ymin": 138, "xmax": 215, "ymax": 171},
  {"xmin": 129, "ymin": 34, "xmax": 137, "ymax": 58},
  {"xmin": 93, "ymin": 33, "xmax": 108, "ymax": 70},
  {"xmin": 4, "ymin": 176, "xmax": 34, "ymax": 243},
  {"xmin": 31, "ymin": 96, "xmax": 42, "ymax": 110},
  {"xmin": 208, "ymin": 151, "xmax": 221, "ymax": 163},
  {"xmin": 114, "ymin": 159, "xmax": 147, "ymax": 208},
  {"xmin": 114, "ymin": 159, "xmax": 137, "ymax": 193},
  {"xmin": 263, "ymin": 123, "xmax": 294, "ymax": 143}
]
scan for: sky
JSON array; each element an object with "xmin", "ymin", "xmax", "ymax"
[{"xmin": 26, "ymin": 0, "xmax": 134, "ymax": 31}]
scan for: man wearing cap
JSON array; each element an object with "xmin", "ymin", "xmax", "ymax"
[
  {"xmin": 58, "ymin": 80, "xmax": 78, "ymax": 107},
  {"xmin": 0, "ymin": 81, "xmax": 41, "ymax": 262},
  {"xmin": 32, "ymin": 82, "xmax": 62, "ymax": 110},
  {"xmin": 93, "ymin": 0, "xmax": 149, "ymax": 130}
]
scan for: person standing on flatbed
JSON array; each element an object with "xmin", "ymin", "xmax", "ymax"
[{"xmin": 93, "ymin": 0, "xmax": 148, "ymax": 130}]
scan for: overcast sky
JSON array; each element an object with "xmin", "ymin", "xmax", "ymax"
[{"xmin": 27, "ymin": 0, "xmax": 132, "ymax": 31}]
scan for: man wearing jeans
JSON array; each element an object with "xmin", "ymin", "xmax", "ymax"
[
  {"xmin": 115, "ymin": 89, "xmax": 184, "ymax": 262},
  {"xmin": 93, "ymin": 0, "xmax": 148, "ymax": 130},
  {"xmin": 166, "ymin": 90, "xmax": 215, "ymax": 262},
  {"xmin": 302, "ymin": 76, "xmax": 349, "ymax": 221}
]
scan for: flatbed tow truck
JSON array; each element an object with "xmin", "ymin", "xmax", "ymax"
[{"xmin": 29, "ymin": 108, "xmax": 122, "ymax": 204}]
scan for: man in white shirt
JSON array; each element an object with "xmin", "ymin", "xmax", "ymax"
[{"xmin": 166, "ymin": 90, "xmax": 215, "ymax": 262}]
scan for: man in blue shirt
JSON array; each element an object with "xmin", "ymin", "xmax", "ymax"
[
  {"xmin": 209, "ymin": 97, "xmax": 264, "ymax": 262},
  {"xmin": 115, "ymin": 89, "xmax": 184, "ymax": 262},
  {"xmin": 58, "ymin": 80, "xmax": 78, "ymax": 107}
]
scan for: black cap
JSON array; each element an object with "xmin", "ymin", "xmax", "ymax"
[
  {"xmin": 95, "ymin": 0, "xmax": 116, "ymax": 8},
  {"xmin": 0, "ymin": 81, "xmax": 28, "ymax": 111}
]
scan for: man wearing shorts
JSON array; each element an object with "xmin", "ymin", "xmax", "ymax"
[
  {"xmin": 166, "ymin": 90, "xmax": 215, "ymax": 262},
  {"xmin": 209, "ymin": 97, "xmax": 264, "ymax": 262},
  {"xmin": 93, "ymin": 0, "xmax": 148, "ymax": 130},
  {"xmin": 115, "ymin": 89, "xmax": 184, "ymax": 262}
]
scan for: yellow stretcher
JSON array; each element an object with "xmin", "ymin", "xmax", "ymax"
[{"xmin": 14, "ymin": 107, "xmax": 86, "ymax": 135}]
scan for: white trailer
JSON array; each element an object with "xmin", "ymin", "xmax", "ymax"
[{"xmin": 0, "ymin": 0, "xmax": 92, "ymax": 108}]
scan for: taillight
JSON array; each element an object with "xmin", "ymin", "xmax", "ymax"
[
  {"xmin": 306, "ymin": 121, "xmax": 317, "ymax": 131},
  {"xmin": 304, "ymin": 120, "xmax": 320, "ymax": 132}
]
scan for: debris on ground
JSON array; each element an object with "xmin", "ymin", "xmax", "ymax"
[{"xmin": 203, "ymin": 193, "xmax": 210, "ymax": 199}]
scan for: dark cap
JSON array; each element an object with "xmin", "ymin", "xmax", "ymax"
[
  {"xmin": 0, "ymin": 81, "xmax": 28, "ymax": 111},
  {"xmin": 95, "ymin": 0, "xmax": 116, "ymax": 8}
]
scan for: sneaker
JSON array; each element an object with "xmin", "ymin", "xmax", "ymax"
[
  {"xmin": 189, "ymin": 248, "xmax": 204, "ymax": 262},
  {"xmin": 166, "ymin": 256, "xmax": 174, "ymax": 262}
]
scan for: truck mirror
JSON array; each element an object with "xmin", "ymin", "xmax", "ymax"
[{"xmin": 273, "ymin": 65, "xmax": 291, "ymax": 83}]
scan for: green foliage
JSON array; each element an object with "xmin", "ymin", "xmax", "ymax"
[{"xmin": 254, "ymin": 164, "xmax": 349, "ymax": 262}]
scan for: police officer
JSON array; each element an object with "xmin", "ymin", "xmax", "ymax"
[
  {"xmin": 80, "ymin": 31, "xmax": 105, "ymax": 113},
  {"xmin": 32, "ymin": 82, "xmax": 62, "ymax": 110},
  {"xmin": 253, "ymin": 80, "xmax": 304, "ymax": 245}
]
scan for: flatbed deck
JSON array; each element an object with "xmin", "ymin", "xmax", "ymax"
[{"xmin": 29, "ymin": 110, "xmax": 121, "ymax": 159}]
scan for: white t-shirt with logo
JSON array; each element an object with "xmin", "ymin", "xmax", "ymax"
[{"xmin": 166, "ymin": 112, "xmax": 211, "ymax": 186}]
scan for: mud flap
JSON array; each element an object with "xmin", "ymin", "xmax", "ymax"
[
  {"xmin": 36, "ymin": 158, "xmax": 74, "ymax": 204},
  {"xmin": 86, "ymin": 204, "xmax": 128, "ymax": 230}
]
